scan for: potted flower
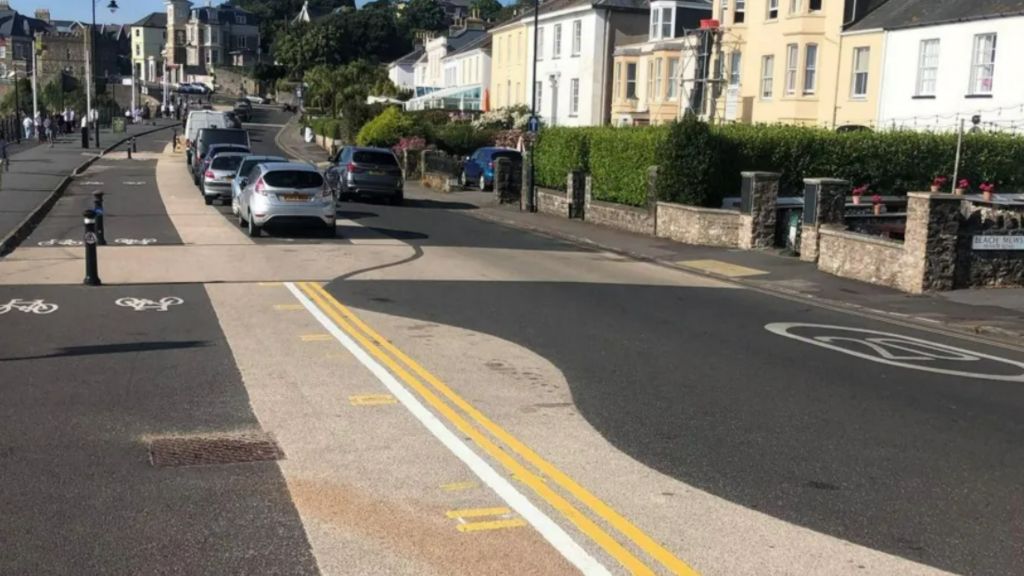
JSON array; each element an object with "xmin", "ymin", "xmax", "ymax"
[
  {"xmin": 852, "ymin": 185, "xmax": 869, "ymax": 205},
  {"xmin": 955, "ymin": 179, "xmax": 969, "ymax": 195},
  {"xmin": 980, "ymin": 182, "xmax": 995, "ymax": 202},
  {"xmin": 931, "ymin": 176, "xmax": 948, "ymax": 192},
  {"xmin": 872, "ymin": 194, "xmax": 884, "ymax": 215}
]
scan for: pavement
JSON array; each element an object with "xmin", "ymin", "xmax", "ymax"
[{"xmin": 2, "ymin": 105, "xmax": 1023, "ymax": 576}]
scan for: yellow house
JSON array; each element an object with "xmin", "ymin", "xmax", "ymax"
[
  {"xmin": 488, "ymin": 16, "xmax": 528, "ymax": 109},
  {"xmin": 709, "ymin": 0, "xmax": 886, "ymax": 128}
]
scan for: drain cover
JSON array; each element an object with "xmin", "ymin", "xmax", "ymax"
[{"xmin": 148, "ymin": 432, "xmax": 284, "ymax": 468}]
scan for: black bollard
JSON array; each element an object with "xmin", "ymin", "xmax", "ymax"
[
  {"xmin": 83, "ymin": 210, "xmax": 102, "ymax": 286},
  {"xmin": 92, "ymin": 192, "xmax": 106, "ymax": 245},
  {"xmin": 131, "ymin": 137, "xmax": 137, "ymax": 153},
  {"xmin": 127, "ymin": 140, "xmax": 132, "ymax": 159},
  {"xmin": 172, "ymin": 128, "xmax": 177, "ymax": 151}
]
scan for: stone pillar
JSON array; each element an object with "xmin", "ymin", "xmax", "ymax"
[
  {"xmin": 647, "ymin": 166, "xmax": 659, "ymax": 236},
  {"xmin": 520, "ymin": 149, "xmax": 533, "ymax": 212},
  {"xmin": 568, "ymin": 169, "xmax": 586, "ymax": 219},
  {"xmin": 420, "ymin": 149, "xmax": 432, "ymax": 181},
  {"xmin": 800, "ymin": 178, "xmax": 849, "ymax": 262},
  {"xmin": 584, "ymin": 174, "xmax": 594, "ymax": 218},
  {"xmin": 738, "ymin": 171, "xmax": 780, "ymax": 250},
  {"xmin": 494, "ymin": 157, "xmax": 521, "ymax": 204},
  {"xmin": 901, "ymin": 192, "xmax": 963, "ymax": 293}
]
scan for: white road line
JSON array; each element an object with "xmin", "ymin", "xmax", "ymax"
[{"xmin": 285, "ymin": 282, "xmax": 611, "ymax": 576}]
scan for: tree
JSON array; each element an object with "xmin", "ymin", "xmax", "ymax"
[
  {"xmin": 0, "ymin": 78, "xmax": 32, "ymax": 116},
  {"xmin": 402, "ymin": 0, "xmax": 447, "ymax": 34},
  {"xmin": 471, "ymin": 0, "xmax": 503, "ymax": 21}
]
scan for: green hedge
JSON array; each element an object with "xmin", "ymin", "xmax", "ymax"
[
  {"xmin": 589, "ymin": 126, "xmax": 667, "ymax": 206},
  {"xmin": 534, "ymin": 127, "xmax": 591, "ymax": 189},
  {"xmin": 432, "ymin": 123, "xmax": 496, "ymax": 156}
]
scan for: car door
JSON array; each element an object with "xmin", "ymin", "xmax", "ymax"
[
  {"xmin": 464, "ymin": 151, "xmax": 480, "ymax": 180},
  {"xmin": 333, "ymin": 148, "xmax": 351, "ymax": 192}
]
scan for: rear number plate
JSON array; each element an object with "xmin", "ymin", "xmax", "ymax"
[
  {"xmin": 279, "ymin": 194, "xmax": 306, "ymax": 202},
  {"xmin": 369, "ymin": 170, "xmax": 385, "ymax": 176}
]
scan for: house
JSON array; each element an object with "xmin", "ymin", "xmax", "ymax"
[
  {"xmin": 0, "ymin": 3, "xmax": 50, "ymax": 84},
  {"xmin": 165, "ymin": 1, "xmax": 259, "ymax": 85},
  {"xmin": 707, "ymin": 0, "xmax": 889, "ymax": 127},
  {"xmin": 524, "ymin": 0, "xmax": 650, "ymax": 127},
  {"xmin": 404, "ymin": 17, "xmax": 489, "ymax": 110},
  {"xmin": 610, "ymin": 0, "xmax": 713, "ymax": 125},
  {"xmin": 852, "ymin": 0, "xmax": 1024, "ymax": 132},
  {"xmin": 387, "ymin": 45, "xmax": 424, "ymax": 92},
  {"xmin": 131, "ymin": 12, "xmax": 167, "ymax": 84},
  {"xmin": 488, "ymin": 11, "xmax": 528, "ymax": 109}
]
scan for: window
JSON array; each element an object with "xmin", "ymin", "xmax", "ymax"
[
  {"xmin": 912, "ymin": 41, "xmax": 939, "ymax": 96},
  {"xmin": 734, "ymin": 0, "xmax": 746, "ymax": 23},
  {"xmin": 789, "ymin": 0, "xmax": 801, "ymax": 13},
  {"xmin": 809, "ymin": 0, "xmax": 821, "ymax": 10},
  {"xmin": 135, "ymin": 29, "xmax": 141, "ymax": 37},
  {"xmin": 0, "ymin": 46, "xmax": 6, "ymax": 59},
  {"xmin": 614, "ymin": 62, "xmax": 622, "ymax": 99},
  {"xmin": 650, "ymin": 10, "xmax": 659, "ymax": 38},
  {"xmin": 851, "ymin": 47, "xmax": 869, "ymax": 98},
  {"xmin": 668, "ymin": 58, "xmax": 680, "ymax": 99},
  {"xmin": 553, "ymin": 23, "xmax": 562, "ymax": 58},
  {"xmin": 729, "ymin": 51, "xmax": 742, "ymax": 86},
  {"xmin": 571, "ymin": 20, "xmax": 581, "ymax": 56},
  {"xmin": 626, "ymin": 62, "xmax": 637, "ymax": 99},
  {"xmin": 536, "ymin": 27, "xmax": 544, "ymax": 60},
  {"xmin": 135, "ymin": 44, "xmax": 141, "ymax": 57},
  {"xmin": 535, "ymin": 81, "xmax": 542, "ymax": 107},
  {"xmin": 760, "ymin": 55, "xmax": 774, "ymax": 99},
  {"xmin": 661, "ymin": 7, "xmax": 673, "ymax": 38},
  {"xmin": 784, "ymin": 43, "xmax": 797, "ymax": 94},
  {"xmin": 570, "ymin": 78, "xmax": 580, "ymax": 115},
  {"xmin": 969, "ymin": 33, "xmax": 996, "ymax": 95},
  {"xmin": 803, "ymin": 43, "xmax": 817, "ymax": 94},
  {"xmin": 647, "ymin": 60, "xmax": 654, "ymax": 101},
  {"xmin": 653, "ymin": 57, "xmax": 663, "ymax": 101},
  {"xmin": 768, "ymin": 0, "xmax": 779, "ymax": 19},
  {"xmin": 235, "ymin": 14, "xmax": 245, "ymax": 25}
]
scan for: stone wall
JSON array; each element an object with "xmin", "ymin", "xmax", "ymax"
[
  {"xmin": 585, "ymin": 199, "xmax": 656, "ymax": 235},
  {"xmin": 817, "ymin": 227, "xmax": 907, "ymax": 289},
  {"xmin": 956, "ymin": 200, "xmax": 1024, "ymax": 288},
  {"xmin": 215, "ymin": 67, "xmax": 259, "ymax": 98},
  {"xmin": 537, "ymin": 188, "xmax": 570, "ymax": 217},
  {"xmin": 656, "ymin": 202, "xmax": 741, "ymax": 247},
  {"xmin": 738, "ymin": 172, "xmax": 780, "ymax": 249}
]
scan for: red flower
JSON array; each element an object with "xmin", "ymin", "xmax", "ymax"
[
  {"xmin": 852, "ymin": 185, "xmax": 869, "ymax": 196},
  {"xmin": 957, "ymin": 179, "xmax": 970, "ymax": 189},
  {"xmin": 979, "ymin": 182, "xmax": 995, "ymax": 193},
  {"xmin": 932, "ymin": 176, "xmax": 948, "ymax": 187},
  {"xmin": 872, "ymin": 194, "xmax": 883, "ymax": 205}
]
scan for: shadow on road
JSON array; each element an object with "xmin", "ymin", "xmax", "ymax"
[{"xmin": 0, "ymin": 340, "xmax": 210, "ymax": 362}]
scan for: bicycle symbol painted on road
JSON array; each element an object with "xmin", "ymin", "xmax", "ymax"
[
  {"xmin": 0, "ymin": 299, "xmax": 59, "ymax": 315},
  {"xmin": 115, "ymin": 297, "xmax": 184, "ymax": 312},
  {"xmin": 37, "ymin": 239, "xmax": 84, "ymax": 247},
  {"xmin": 765, "ymin": 322, "xmax": 1024, "ymax": 382},
  {"xmin": 114, "ymin": 238, "xmax": 158, "ymax": 246}
]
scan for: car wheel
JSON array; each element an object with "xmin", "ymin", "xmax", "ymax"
[
  {"xmin": 247, "ymin": 212, "xmax": 261, "ymax": 237},
  {"xmin": 237, "ymin": 210, "xmax": 245, "ymax": 228},
  {"xmin": 479, "ymin": 175, "xmax": 487, "ymax": 190},
  {"xmin": 459, "ymin": 171, "xmax": 467, "ymax": 187},
  {"xmin": 203, "ymin": 195, "xmax": 213, "ymax": 206},
  {"xmin": 390, "ymin": 192, "xmax": 404, "ymax": 206},
  {"xmin": 324, "ymin": 222, "xmax": 336, "ymax": 238}
]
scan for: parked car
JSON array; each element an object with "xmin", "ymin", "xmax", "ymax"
[
  {"xmin": 224, "ymin": 111, "xmax": 243, "ymax": 129},
  {"xmin": 460, "ymin": 147, "xmax": 522, "ymax": 190},
  {"xmin": 184, "ymin": 110, "xmax": 230, "ymax": 166},
  {"xmin": 192, "ymin": 128, "xmax": 251, "ymax": 184},
  {"xmin": 324, "ymin": 146, "xmax": 403, "ymax": 205},
  {"xmin": 201, "ymin": 152, "xmax": 247, "ymax": 206},
  {"xmin": 237, "ymin": 162, "xmax": 335, "ymax": 237},
  {"xmin": 243, "ymin": 95, "xmax": 266, "ymax": 105},
  {"xmin": 233, "ymin": 100, "xmax": 253, "ymax": 122},
  {"xmin": 231, "ymin": 155, "xmax": 289, "ymax": 216}
]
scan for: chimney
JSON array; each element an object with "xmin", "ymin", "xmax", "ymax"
[
  {"xmin": 465, "ymin": 10, "xmax": 485, "ymax": 30},
  {"xmin": 35, "ymin": 8, "xmax": 51, "ymax": 22}
]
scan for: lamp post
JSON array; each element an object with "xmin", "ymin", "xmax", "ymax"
[
  {"xmin": 527, "ymin": 0, "xmax": 540, "ymax": 213},
  {"xmin": 90, "ymin": 0, "xmax": 119, "ymax": 148}
]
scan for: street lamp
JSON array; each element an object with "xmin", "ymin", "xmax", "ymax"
[
  {"xmin": 527, "ymin": 0, "xmax": 540, "ymax": 213},
  {"xmin": 90, "ymin": 0, "xmax": 119, "ymax": 148}
]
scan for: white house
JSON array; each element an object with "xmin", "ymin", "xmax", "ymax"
[
  {"xmin": 387, "ymin": 46, "xmax": 423, "ymax": 92},
  {"xmin": 854, "ymin": 1, "xmax": 1024, "ymax": 132},
  {"xmin": 405, "ymin": 18, "xmax": 489, "ymax": 110},
  {"xmin": 524, "ymin": 0, "xmax": 648, "ymax": 127},
  {"xmin": 131, "ymin": 12, "xmax": 167, "ymax": 84}
]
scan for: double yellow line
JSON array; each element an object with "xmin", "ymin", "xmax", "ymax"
[{"xmin": 296, "ymin": 281, "xmax": 699, "ymax": 576}]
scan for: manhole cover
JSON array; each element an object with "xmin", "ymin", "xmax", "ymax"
[{"xmin": 148, "ymin": 432, "xmax": 283, "ymax": 468}]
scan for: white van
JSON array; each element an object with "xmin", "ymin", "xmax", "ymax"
[{"xmin": 184, "ymin": 110, "xmax": 230, "ymax": 165}]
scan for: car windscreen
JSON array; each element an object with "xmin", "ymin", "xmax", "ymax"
[
  {"xmin": 199, "ymin": 131, "xmax": 248, "ymax": 152},
  {"xmin": 211, "ymin": 155, "xmax": 244, "ymax": 171},
  {"xmin": 239, "ymin": 159, "xmax": 285, "ymax": 176},
  {"xmin": 490, "ymin": 150, "xmax": 522, "ymax": 162},
  {"xmin": 352, "ymin": 151, "xmax": 399, "ymax": 166},
  {"xmin": 263, "ymin": 170, "xmax": 324, "ymax": 189}
]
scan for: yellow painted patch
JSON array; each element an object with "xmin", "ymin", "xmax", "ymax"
[
  {"xmin": 300, "ymin": 334, "xmax": 333, "ymax": 342},
  {"xmin": 445, "ymin": 507, "xmax": 512, "ymax": 519},
  {"xmin": 348, "ymin": 394, "xmax": 397, "ymax": 406},
  {"xmin": 273, "ymin": 304, "xmax": 305, "ymax": 311},
  {"xmin": 679, "ymin": 259, "xmax": 768, "ymax": 278},
  {"xmin": 441, "ymin": 481, "xmax": 480, "ymax": 492},
  {"xmin": 457, "ymin": 518, "xmax": 528, "ymax": 533},
  {"xmin": 258, "ymin": 281, "xmax": 283, "ymax": 287}
]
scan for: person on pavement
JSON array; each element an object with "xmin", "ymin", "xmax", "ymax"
[
  {"xmin": 0, "ymin": 131, "xmax": 10, "ymax": 173},
  {"xmin": 22, "ymin": 115, "xmax": 32, "ymax": 140},
  {"xmin": 80, "ymin": 115, "xmax": 89, "ymax": 148},
  {"xmin": 43, "ymin": 116, "xmax": 53, "ymax": 147}
]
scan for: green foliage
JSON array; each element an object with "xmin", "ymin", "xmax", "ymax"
[
  {"xmin": 656, "ymin": 113, "xmax": 722, "ymax": 207},
  {"xmin": 534, "ymin": 127, "xmax": 591, "ymax": 190},
  {"xmin": 0, "ymin": 79, "xmax": 32, "ymax": 115},
  {"xmin": 356, "ymin": 106, "xmax": 417, "ymax": 147},
  {"xmin": 273, "ymin": 10, "xmax": 407, "ymax": 78},
  {"xmin": 589, "ymin": 126, "xmax": 667, "ymax": 206},
  {"xmin": 402, "ymin": 0, "xmax": 447, "ymax": 33},
  {"xmin": 432, "ymin": 123, "xmax": 496, "ymax": 156},
  {"xmin": 471, "ymin": 0, "xmax": 503, "ymax": 21}
]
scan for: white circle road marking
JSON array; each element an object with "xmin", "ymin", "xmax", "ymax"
[
  {"xmin": 122, "ymin": 181, "xmax": 147, "ymax": 186},
  {"xmin": 765, "ymin": 322, "xmax": 1024, "ymax": 382},
  {"xmin": 115, "ymin": 297, "xmax": 184, "ymax": 312},
  {"xmin": 0, "ymin": 299, "xmax": 59, "ymax": 315},
  {"xmin": 37, "ymin": 239, "xmax": 83, "ymax": 247},
  {"xmin": 113, "ymin": 238, "xmax": 157, "ymax": 245}
]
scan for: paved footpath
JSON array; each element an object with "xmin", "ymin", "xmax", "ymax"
[{"xmin": 0, "ymin": 119, "xmax": 178, "ymax": 253}]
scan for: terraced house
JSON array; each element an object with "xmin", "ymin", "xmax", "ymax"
[{"xmin": 708, "ymin": 0, "xmax": 889, "ymax": 127}]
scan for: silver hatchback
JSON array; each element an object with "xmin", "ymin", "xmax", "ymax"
[
  {"xmin": 325, "ymin": 147, "xmax": 403, "ymax": 204},
  {"xmin": 201, "ymin": 152, "xmax": 247, "ymax": 205},
  {"xmin": 236, "ymin": 163, "xmax": 336, "ymax": 237}
]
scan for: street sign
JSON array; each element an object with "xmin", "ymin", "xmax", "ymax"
[
  {"xmin": 84, "ymin": 231, "xmax": 98, "ymax": 245},
  {"xmin": 972, "ymin": 235, "xmax": 1024, "ymax": 250},
  {"xmin": 527, "ymin": 115, "xmax": 541, "ymax": 134}
]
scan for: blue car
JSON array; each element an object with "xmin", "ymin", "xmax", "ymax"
[{"xmin": 459, "ymin": 147, "xmax": 522, "ymax": 190}]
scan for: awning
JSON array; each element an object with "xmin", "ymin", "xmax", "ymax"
[{"xmin": 404, "ymin": 84, "xmax": 483, "ymax": 111}]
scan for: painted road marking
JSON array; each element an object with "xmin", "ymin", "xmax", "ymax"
[
  {"xmin": 300, "ymin": 282, "xmax": 698, "ymax": 576},
  {"xmin": 447, "ymin": 507, "xmax": 528, "ymax": 532},
  {"xmin": 0, "ymin": 299, "xmax": 59, "ymax": 315},
  {"xmin": 300, "ymin": 333, "xmax": 333, "ymax": 342},
  {"xmin": 113, "ymin": 238, "xmax": 158, "ymax": 246},
  {"xmin": 442, "ymin": 481, "xmax": 480, "ymax": 492},
  {"xmin": 37, "ymin": 239, "xmax": 83, "ymax": 247},
  {"xmin": 287, "ymin": 282, "xmax": 613, "ymax": 576},
  {"xmin": 458, "ymin": 518, "xmax": 529, "ymax": 533},
  {"xmin": 123, "ymin": 181, "xmax": 147, "ymax": 186},
  {"xmin": 679, "ymin": 259, "xmax": 768, "ymax": 278},
  {"xmin": 258, "ymin": 282, "xmax": 282, "ymax": 287},
  {"xmin": 348, "ymin": 394, "xmax": 398, "ymax": 406},
  {"xmin": 115, "ymin": 297, "xmax": 183, "ymax": 312},
  {"xmin": 80, "ymin": 181, "xmax": 104, "ymax": 185},
  {"xmin": 273, "ymin": 304, "xmax": 305, "ymax": 311},
  {"xmin": 446, "ymin": 507, "xmax": 513, "ymax": 519},
  {"xmin": 765, "ymin": 323, "xmax": 1024, "ymax": 382}
]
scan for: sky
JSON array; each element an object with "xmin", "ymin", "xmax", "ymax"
[{"xmin": 10, "ymin": 0, "xmax": 168, "ymax": 25}]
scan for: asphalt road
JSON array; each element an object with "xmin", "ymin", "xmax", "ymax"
[{"xmin": 0, "ymin": 284, "xmax": 317, "ymax": 575}]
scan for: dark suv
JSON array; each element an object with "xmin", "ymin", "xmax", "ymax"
[
  {"xmin": 192, "ymin": 128, "xmax": 251, "ymax": 184},
  {"xmin": 324, "ymin": 147, "xmax": 403, "ymax": 204}
]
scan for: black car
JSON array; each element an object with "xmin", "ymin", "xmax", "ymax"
[
  {"xmin": 233, "ymin": 100, "xmax": 253, "ymax": 122},
  {"xmin": 192, "ymin": 128, "xmax": 251, "ymax": 184}
]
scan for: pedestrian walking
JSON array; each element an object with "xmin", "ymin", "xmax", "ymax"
[
  {"xmin": 22, "ymin": 115, "xmax": 32, "ymax": 140},
  {"xmin": 80, "ymin": 115, "xmax": 89, "ymax": 148},
  {"xmin": 44, "ymin": 116, "xmax": 53, "ymax": 147}
]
